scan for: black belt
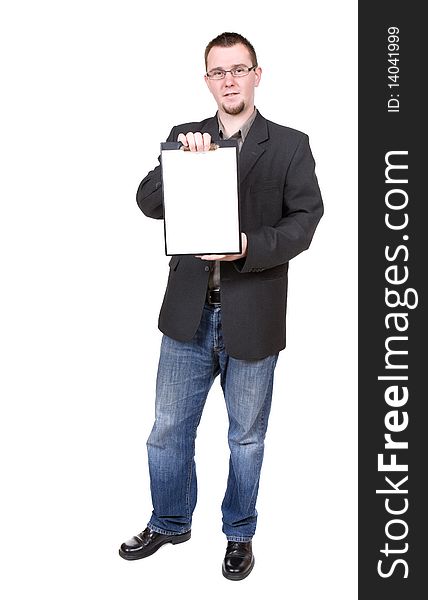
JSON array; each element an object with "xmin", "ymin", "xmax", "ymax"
[{"xmin": 206, "ymin": 288, "xmax": 221, "ymax": 305}]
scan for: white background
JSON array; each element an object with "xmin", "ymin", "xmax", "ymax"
[{"xmin": 0, "ymin": 1, "xmax": 357, "ymax": 598}]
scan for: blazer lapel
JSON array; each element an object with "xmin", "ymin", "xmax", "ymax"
[
  {"xmin": 201, "ymin": 116, "xmax": 220, "ymax": 139},
  {"xmin": 239, "ymin": 111, "xmax": 269, "ymax": 185},
  {"xmin": 200, "ymin": 112, "xmax": 269, "ymax": 184}
]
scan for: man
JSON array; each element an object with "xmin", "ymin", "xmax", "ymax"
[{"xmin": 119, "ymin": 32, "xmax": 323, "ymax": 580}]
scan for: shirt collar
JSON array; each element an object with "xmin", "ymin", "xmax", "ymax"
[{"xmin": 217, "ymin": 108, "xmax": 258, "ymax": 142}]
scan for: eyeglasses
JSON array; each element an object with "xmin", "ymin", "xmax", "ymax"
[{"xmin": 206, "ymin": 65, "xmax": 257, "ymax": 80}]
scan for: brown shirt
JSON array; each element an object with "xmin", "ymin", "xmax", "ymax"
[{"xmin": 208, "ymin": 108, "xmax": 258, "ymax": 290}]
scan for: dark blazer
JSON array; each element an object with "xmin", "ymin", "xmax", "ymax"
[{"xmin": 136, "ymin": 111, "xmax": 323, "ymax": 360}]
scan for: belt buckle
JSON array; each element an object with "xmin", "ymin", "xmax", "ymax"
[{"xmin": 207, "ymin": 288, "xmax": 221, "ymax": 305}]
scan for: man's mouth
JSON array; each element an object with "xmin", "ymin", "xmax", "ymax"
[{"xmin": 224, "ymin": 92, "xmax": 239, "ymax": 97}]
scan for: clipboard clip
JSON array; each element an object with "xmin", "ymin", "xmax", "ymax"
[{"xmin": 180, "ymin": 142, "xmax": 219, "ymax": 151}]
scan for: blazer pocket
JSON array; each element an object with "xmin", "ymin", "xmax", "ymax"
[
  {"xmin": 250, "ymin": 178, "xmax": 281, "ymax": 192},
  {"xmin": 258, "ymin": 263, "xmax": 287, "ymax": 280},
  {"xmin": 168, "ymin": 255, "xmax": 180, "ymax": 271}
]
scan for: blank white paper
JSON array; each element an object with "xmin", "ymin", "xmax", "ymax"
[{"xmin": 161, "ymin": 146, "xmax": 240, "ymax": 255}]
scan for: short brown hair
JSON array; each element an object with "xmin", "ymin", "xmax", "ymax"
[{"xmin": 204, "ymin": 32, "xmax": 258, "ymax": 70}]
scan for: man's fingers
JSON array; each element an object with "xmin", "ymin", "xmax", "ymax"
[
  {"xmin": 196, "ymin": 254, "xmax": 227, "ymax": 260},
  {"xmin": 186, "ymin": 132, "xmax": 196, "ymax": 152},
  {"xmin": 177, "ymin": 133, "xmax": 188, "ymax": 147},
  {"xmin": 193, "ymin": 132, "xmax": 204, "ymax": 151},
  {"xmin": 202, "ymin": 132, "xmax": 212, "ymax": 152},
  {"xmin": 177, "ymin": 132, "xmax": 212, "ymax": 152},
  {"xmin": 196, "ymin": 253, "xmax": 246, "ymax": 261}
]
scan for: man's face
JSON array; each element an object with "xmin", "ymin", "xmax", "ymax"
[{"xmin": 204, "ymin": 43, "xmax": 261, "ymax": 116}]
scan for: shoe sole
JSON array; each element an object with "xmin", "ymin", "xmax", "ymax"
[
  {"xmin": 119, "ymin": 531, "xmax": 191, "ymax": 561},
  {"xmin": 222, "ymin": 556, "xmax": 255, "ymax": 581}
]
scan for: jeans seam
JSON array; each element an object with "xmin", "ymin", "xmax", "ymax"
[
  {"xmin": 185, "ymin": 457, "xmax": 192, "ymax": 523},
  {"xmin": 185, "ymin": 425, "xmax": 198, "ymax": 522},
  {"xmin": 148, "ymin": 523, "xmax": 191, "ymax": 536}
]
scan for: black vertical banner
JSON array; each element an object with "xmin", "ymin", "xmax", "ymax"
[{"xmin": 359, "ymin": 2, "xmax": 426, "ymax": 598}]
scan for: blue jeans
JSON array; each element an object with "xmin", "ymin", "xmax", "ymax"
[{"xmin": 146, "ymin": 304, "xmax": 278, "ymax": 542}]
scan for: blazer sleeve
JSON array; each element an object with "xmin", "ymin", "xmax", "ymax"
[
  {"xmin": 235, "ymin": 134, "xmax": 324, "ymax": 272},
  {"xmin": 136, "ymin": 126, "xmax": 176, "ymax": 219}
]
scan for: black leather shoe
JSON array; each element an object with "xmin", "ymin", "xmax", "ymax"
[
  {"xmin": 119, "ymin": 527, "xmax": 191, "ymax": 560},
  {"xmin": 222, "ymin": 541, "xmax": 255, "ymax": 580}
]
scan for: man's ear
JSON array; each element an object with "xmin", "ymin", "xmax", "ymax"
[{"xmin": 254, "ymin": 67, "xmax": 262, "ymax": 87}]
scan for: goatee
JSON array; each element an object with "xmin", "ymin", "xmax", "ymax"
[{"xmin": 221, "ymin": 101, "xmax": 245, "ymax": 115}]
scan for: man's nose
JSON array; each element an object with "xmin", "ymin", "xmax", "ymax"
[{"xmin": 224, "ymin": 71, "xmax": 235, "ymax": 85}]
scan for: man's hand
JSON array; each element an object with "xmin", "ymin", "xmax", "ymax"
[
  {"xmin": 196, "ymin": 233, "xmax": 248, "ymax": 262},
  {"xmin": 178, "ymin": 132, "xmax": 212, "ymax": 152}
]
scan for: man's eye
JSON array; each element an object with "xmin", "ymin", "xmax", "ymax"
[
  {"xmin": 212, "ymin": 70, "xmax": 224, "ymax": 77},
  {"xmin": 234, "ymin": 67, "xmax": 245, "ymax": 74}
]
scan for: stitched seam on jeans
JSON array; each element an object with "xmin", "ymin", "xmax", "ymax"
[
  {"xmin": 251, "ymin": 362, "xmax": 276, "ymax": 535},
  {"xmin": 148, "ymin": 523, "xmax": 191, "ymax": 536},
  {"xmin": 184, "ymin": 432, "xmax": 197, "ymax": 522}
]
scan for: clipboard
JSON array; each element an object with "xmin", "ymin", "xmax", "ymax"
[{"xmin": 160, "ymin": 139, "xmax": 241, "ymax": 256}]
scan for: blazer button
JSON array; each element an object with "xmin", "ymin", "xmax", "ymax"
[{"xmin": 204, "ymin": 265, "xmax": 210, "ymax": 272}]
